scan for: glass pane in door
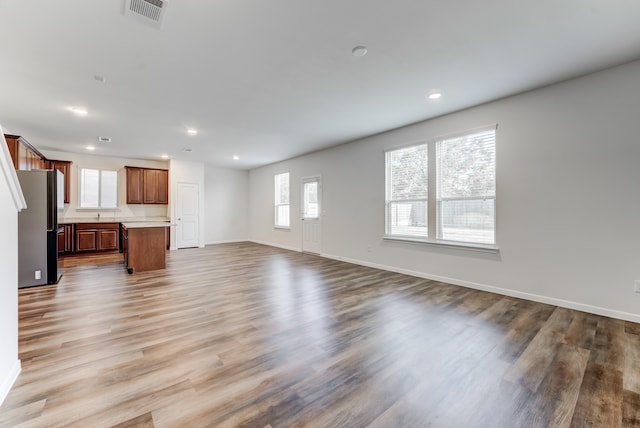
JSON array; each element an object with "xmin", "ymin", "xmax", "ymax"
[{"xmin": 303, "ymin": 181, "xmax": 319, "ymax": 218}]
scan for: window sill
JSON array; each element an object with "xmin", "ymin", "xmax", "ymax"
[
  {"xmin": 383, "ymin": 235, "xmax": 499, "ymax": 253},
  {"xmin": 274, "ymin": 226, "xmax": 291, "ymax": 231}
]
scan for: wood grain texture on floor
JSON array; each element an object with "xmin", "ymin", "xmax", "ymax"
[{"xmin": 1, "ymin": 242, "xmax": 639, "ymax": 427}]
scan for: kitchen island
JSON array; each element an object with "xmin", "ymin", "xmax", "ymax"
[{"xmin": 121, "ymin": 222, "xmax": 171, "ymax": 273}]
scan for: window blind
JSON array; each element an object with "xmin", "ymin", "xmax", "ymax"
[
  {"xmin": 385, "ymin": 144, "xmax": 428, "ymax": 238},
  {"xmin": 436, "ymin": 127, "xmax": 496, "ymax": 244},
  {"xmin": 274, "ymin": 172, "xmax": 290, "ymax": 227},
  {"xmin": 79, "ymin": 168, "xmax": 118, "ymax": 209}
]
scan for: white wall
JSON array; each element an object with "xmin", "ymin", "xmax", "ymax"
[
  {"xmin": 0, "ymin": 132, "xmax": 24, "ymax": 405},
  {"xmin": 204, "ymin": 165, "xmax": 249, "ymax": 244},
  {"xmin": 41, "ymin": 150, "xmax": 169, "ymax": 221},
  {"xmin": 250, "ymin": 60, "xmax": 640, "ymax": 322},
  {"xmin": 169, "ymin": 160, "xmax": 205, "ymax": 249}
]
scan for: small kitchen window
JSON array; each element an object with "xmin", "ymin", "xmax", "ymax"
[{"xmin": 79, "ymin": 168, "xmax": 118, "ymax": 208}]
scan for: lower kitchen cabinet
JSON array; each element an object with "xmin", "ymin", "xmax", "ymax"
[
  {"xmin": 75, "ymin": 223, "xmax": 120, "ymax": 253},
  {"xmin": 57, "ymin": 224, "xmax": 74, "ymax": 254},
  {"xmin": 97, "ymin": 229, "xmax": 119, "ymax": 251},
  {"xmin": 121, "ymin": 223, "xmax": 169, "ymax": 273}
]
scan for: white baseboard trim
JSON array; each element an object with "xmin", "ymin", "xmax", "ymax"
[
  {"xmin": 243, "ymin": 240, "xmax": 640, "ymax": 323},
  {"xmin": 249, "ymin": 239, "xmax": 301, "ymax": 253},
  {"xmin": 0, "ymin": 359, "xmax": 21, "ymax": 406},
  {"xmin": 319, "ymin": 252, "xmax": 640, "ymax": 324},
  {"xmin": 205, "ymin": 239, "xmax": 251, "ymax": 246}
]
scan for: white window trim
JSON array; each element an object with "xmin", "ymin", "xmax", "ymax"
[
  {"xmin": 274, "ymin": 171, "xmax": 290, "ymax": 229},
  {"xmin": 384, "ymin": 142, "xmax": 429, "ymax": 240},
  {"xmin": 382, "ymin": 235, "xmax": 499, "ymax": 253},
  {"xmin": 384, "ymin": 124, "xmax": 498, "ymax": 252},
  {"xmin": 78, "ymin": 167, "xmax": 119, "ymax": 209}
]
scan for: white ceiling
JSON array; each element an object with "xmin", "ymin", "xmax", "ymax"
[{"xmin": 1, "ymin": 0, "xmax": 639, "ymax": 169}]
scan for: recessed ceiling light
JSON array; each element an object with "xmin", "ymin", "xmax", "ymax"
[
  {"xmin": 161, "ymin": 154, "xmax": 169, "ymax": 159},
  {"xmin": 70, "ymin": 107, "xmax": 88, "ymax": 116},
  {"xmin": 86, "ymin": 145, "xmax": 95, "ymax": 151},
  {"xmin": 186, "ymin": 129, "xmax": 198, "ymax": 135},
  {"xmin": 352, "ymin": 46, "xmax": 368, "ymax": 57},
  {"xmin": 428, "ymin": 92, "xmax": 442, "ymax": 100},
  {"xmin": 233, "ymin": 155, "xmax": 240, "ymax": 160}
]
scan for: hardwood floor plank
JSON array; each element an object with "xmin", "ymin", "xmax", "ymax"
[
  {"xmin": 563, "ymin": 311, "xmax": 598, "ymax": 350},
  {"xmin": 503, "ymin": 307, "xmax": 574, "ymax": 392},
  {"xmin": 0, "ymin": 243, "xmax": 638, "ymax": 427},
  {"xmin": 112, "ymin": 411, "xmax": 155, "ymax": 428},
  {"xmin": 625, "ymin": 328, "xmax": 640, "ymax": 394},
  {"xmin": 623, "ymin": 390, "xmax": 640, "ymax": 428},
  {"xmin": 513, "ymin": 344, "xmax": 590, "ymax": 428},
  {"xmin": 495, "ymin": 299, "xmax": 556, "ymax": 363},
  {"xmin": 590, "ymin": 316, "xmax": 627, "ymax": 368},
  {"xmin": 570, "ymin": 363, "xmax": 623, "ymax": 427},
  {"xmin": 0, "ymin": 399, "xmax": 45, "ymax": 426}
]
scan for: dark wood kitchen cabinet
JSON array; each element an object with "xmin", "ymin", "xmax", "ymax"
[
  {"xmin": 126, "ymin": 166, "xmax": 168, "ymax": 204},
  {"xmin": 75, "ymin": 223, "xmax": 120, "ymax": 252},
  {"xmin": 143, "ymin": 168, "xmax": 168, "ymax": 204},
  {"xmin": 121, "ymin": 223, "xmax": 169, "ymax": 273},
  {"xmin": 57, "ymin": 224, "xmax": 74, "ymax": 254},
  {"xmin": 4, "ymin": 134, "xmax": 73, "ymax": 204},
  {"xmin": 48, "ymin": 160, "xmax": 72, "ymax": 203},
  {"xmin": 4, "ymin": 134, "xmax": 48, "ymax": 170},
  {"xmin": 126, "ymin": 167, "xmax": 144, "ymax": 204}
]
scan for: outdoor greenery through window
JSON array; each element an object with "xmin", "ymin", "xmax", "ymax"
[
  {"xmin": 385, "ymin": 144, "xmax": 428, "ymax": 238},
  {"xmin": 385, "ymin": 125, "xmax": 496, "ymax": 246},
  {"xmin": 274, "ymin": 172, "xmax": 290, "ymax": 228},
  {"xmin": 436, "ymin": 128, "xmax": 496, "ymax": 244},
  {"xmin": 79, "ymin": 168, "xmax": 118, "ymax": 208}
]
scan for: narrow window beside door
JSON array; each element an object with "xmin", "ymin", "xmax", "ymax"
[{"xmin": 274, "ymin": 172, "xmax": 290, "ymax": 228}]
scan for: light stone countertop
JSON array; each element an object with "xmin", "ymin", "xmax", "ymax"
[
  {"xmin": 121, "ymin": 222, "xmax": 172, "ymax": 229},
  {"xmin": 60, "ymin": 217, "xmax": 170, "ymax": 224}
]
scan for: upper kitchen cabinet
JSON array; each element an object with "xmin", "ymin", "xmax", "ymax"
[
  {"xmin": 4, "ymin": 134, "xmax": 72, "ymax": 204},
  {"xmin": 143, "ymin": 168, "xmax": 168, "ymax": 204},
  {"xmin": 48, "ymin": 160, "xmax": 72, "ymax": 203},
  {"xmin": 4, "ymin": 134, "xmax": 48, "ymax": 170},
  {"xmin": 126, "ymin": 166, "xmax": 144, "ymax": 204},
  {"xmin": 126, "ymin": 166, "xmax": 169, "ymax": 204}
]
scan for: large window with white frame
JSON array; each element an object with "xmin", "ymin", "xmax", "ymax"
[
  {"xmin": 385, "ymin": 125, "xmax": 496, "ymax": 247},
  {"xmin": 274, "ymin": 172, "xmax": 290, "ymax": 228},
  {"xmin": 79, "ymin": 168, "xmax": 118, "ymax": 208},
  {"xmin": 385, "ymin": 144, "xmax": 428, "ymax": 238}
]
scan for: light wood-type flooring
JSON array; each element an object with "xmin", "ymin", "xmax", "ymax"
[{"xmin": 1, "ymin": 242, "xmax": 639, "ymax": 427}]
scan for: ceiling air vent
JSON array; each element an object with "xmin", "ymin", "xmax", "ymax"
[{"xmin": 124, "ymin": 0, "xmax": 168, "ymax": 28}]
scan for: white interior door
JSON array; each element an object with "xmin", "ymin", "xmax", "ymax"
[
  {"xmin": 176, "ymin": 182, "xmax": 199, "ymax": 248},
  {"xmin": 301, "ymin": 176, "xmax": 321, "ymax": 254}
]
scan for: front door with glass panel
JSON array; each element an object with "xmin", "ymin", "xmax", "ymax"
[{"xmin": 301, "ymin": 176, "xmax": 321, "ymax": 254}]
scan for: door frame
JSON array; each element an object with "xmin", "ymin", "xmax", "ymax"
[
  {"xmin": 301, "ymin": 174, "xmax": 322, "ymax": 254},
  {"xmin": 175, "ymin": 181, "xmax": 200, "ymax": 249}
]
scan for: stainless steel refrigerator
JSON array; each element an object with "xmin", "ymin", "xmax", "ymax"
[{"xmin": 17, "ymin": 169, "xmax": 64, "ymax": 288}]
